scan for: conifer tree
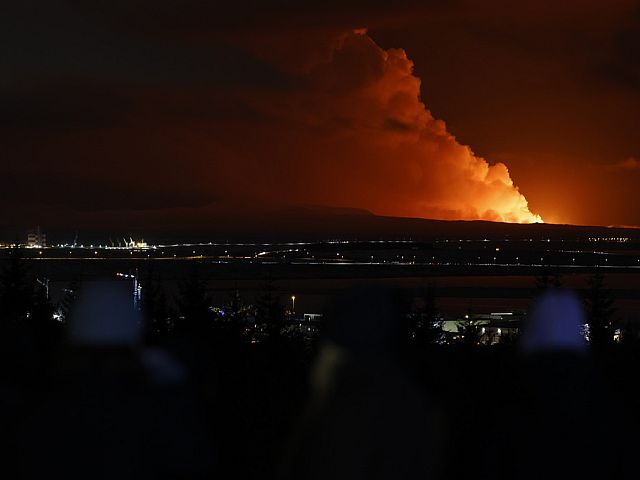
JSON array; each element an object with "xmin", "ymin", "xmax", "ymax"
[
  {"xmin": 584, "ymin": 270, "xmax": 616, "ymax": 350},
  {"xmin": 256, "ymin": 278, "xmax": 284, "ymax": 341},
  {"xmin": 176, "ymin": 263, "xmax": 211, "ymax": 335},
  {"xmin": 0, "ymin": 246, "xmax": 33, "ymax": 327}
]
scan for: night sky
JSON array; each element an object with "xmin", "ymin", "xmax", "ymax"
[{"xmin": 3, "ymin": 1, "xmax": 640, "ymax": 233}]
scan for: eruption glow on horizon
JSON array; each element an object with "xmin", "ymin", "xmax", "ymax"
[
  {"xmin": 1, "ymin": 28, "xmax": 544, "ymax": 228},
  {"xmin": 343, "ymin": 31, "xmax": 543, "ymax": 223},
  {"xmin": 233, "ymin": 30, "xmax": 544, "ymax": 224}
]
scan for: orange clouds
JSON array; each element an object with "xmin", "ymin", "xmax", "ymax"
[
  {"xmin": 225, "ymin": 31, "xmax": 543, "ymax": 223},
  {"xmin": 2, "ymin": 28, "xmax": 544, "ymax": 232},
  {"xmin": 604, "ymin": 157, "xmax": 640, "ymax": 172}
]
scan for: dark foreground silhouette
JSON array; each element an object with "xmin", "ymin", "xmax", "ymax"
[{"xmin": 0, "ymin": 277, "xmax": 639, "ymax": 479}]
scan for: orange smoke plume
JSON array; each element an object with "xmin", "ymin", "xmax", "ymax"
[{"xmin": 230, "ymin": 30, "xmax": 543, "ymax": 223}]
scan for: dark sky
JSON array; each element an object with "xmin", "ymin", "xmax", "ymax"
[{"xmin": 3, "ymin": 1, "xmax": 640, "ymax": 234}]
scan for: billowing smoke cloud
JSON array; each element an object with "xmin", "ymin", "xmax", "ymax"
[
  {"xmin": 1, "ymin": 27, "xmax": 543, "ymax": 230},
  {"xmin": 220, "ymin": 30, "xmax": 542, "ymax": 223}
]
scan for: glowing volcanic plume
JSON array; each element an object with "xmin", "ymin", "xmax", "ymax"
[
  {"xmin": 332, "ymin": 30, "xmax": 544, "ymax": 223},
  {"xmin": 3, "ymin": 29, "xmax": 543, "ymax": 228},
  {"xmin": 232, "ymin": 30, "xmax": 544, "ymax": 223}
]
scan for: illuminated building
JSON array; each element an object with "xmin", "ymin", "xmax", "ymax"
[
  {"xmin": 443, "ymin": 312, "xmax": 524, "ymax": 345},
  {"xmin": 27, "ymin": 226, "xmax": 47, "ymax": 247}
]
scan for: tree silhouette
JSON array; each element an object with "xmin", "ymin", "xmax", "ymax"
[
  {"xmin": 0, "ymin": 246, "xmax": 33, "ymax": 328},
  {"xmin": 256, "ymin": 278, "xmax": 285, "ymax": 343},
  {"xmin": 409, "ymin": 286, "xmax": 443, "ymax": 347},
  {"xmin": 456, "ymin": 316, "xmax": 482, "ymax": 346},
  {"xmin": 225, "ymin": 288, "xmax": 243, "ymax": 321},
  {"xmin": 176, "ymin": 263, "xmax": 212, "ymax": 336},
  {"xmin": 30, "ymin": 282, "xmax": 55, "ymax": 330},
  {"xmin": 29, "ymin": 280, "xmax": 63, "ymax": 370},
  {"xmin": 142, "ymin": 266, "xmax": 171, "ymax": 343},
  {"xmin": 584, "ymin": 270, "xmax": 616, "ymax": 350},
  {"xmin": 219, "ymin": 288, "xmax": 250, "ymax": 341},
  {"xmin": 56, "ymin": 277, "xmax": 79, "ymax": 323}
]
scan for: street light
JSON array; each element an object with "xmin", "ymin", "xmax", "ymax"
[{"xmin": 291, "ymin": 295, "xmax": 296, "ymax": 314}]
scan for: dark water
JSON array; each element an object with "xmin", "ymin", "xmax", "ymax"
[{"xmin": 29, "ymin": 256, "xmax": 640, "ymax": 319}]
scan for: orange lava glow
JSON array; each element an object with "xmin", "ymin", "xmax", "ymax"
[{"xmin": 233, "ymin": 30, "xmax": 545, "ymax": 224}]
